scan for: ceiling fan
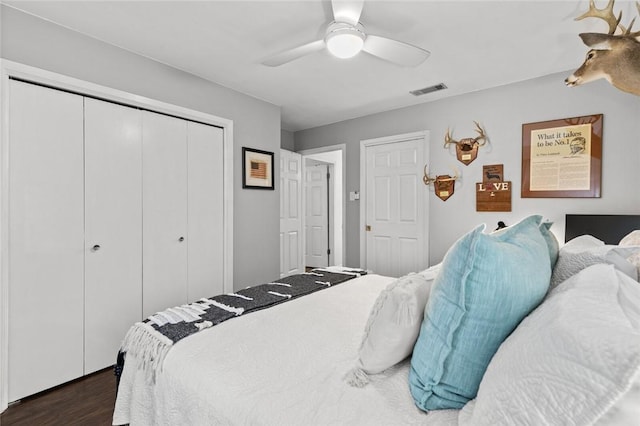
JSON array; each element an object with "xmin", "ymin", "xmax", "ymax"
[{"xmin": 262, "ymin": 0, "xmax": 430, "ymax": 67}]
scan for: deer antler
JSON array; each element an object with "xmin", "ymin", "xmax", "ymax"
[
  {"xmin": 444, "ymin": 166, "xmax": 461, "ymax": 182},
  {"xmin": 424, "ymin": 165, "xmax": 460, "ymax": 185},
  {"xmin": 443, "ymin": 129, "xmax": 457, "ymax": 148},
  {"xmin": 423, "ymin": 165, "xmax": 436, "ymax": 185},
  {"xmin": 621, "ymin": 2, "xmax": 640, "ymax": 37},
  {"xmin": 575, "ymin": 0, "xmax": 640, "ymax": 37},
  {"xmin": 575, "ymin": 0, "xmax": 622, "ymax": 35},
  {"xmin": 473, "ymin": 121, "xmax": 487, "ymax": 146}
]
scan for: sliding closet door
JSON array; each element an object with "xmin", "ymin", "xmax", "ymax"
[
  {"xmin": 8, "ymin": 80, "xmax": 84, "ymax": 401},
  {"xmin": 84, "ymin": 98, "xmax": 142, "ymax": 373},
  {"xmin": 187, "ymin": 122, "xmax": 225, "ymax": 300},
  {"xmin": 142, "ymin": 111, "xmax": 188, "ymax": 317}
]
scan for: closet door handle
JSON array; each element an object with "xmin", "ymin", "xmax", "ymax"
[
  {"xmin": 178, "ymin": 237, "xmax": 185, "ymax": 242},
  {"xmin": 92, "ymin": 244, "xmax": 101, "ymax": 251}
]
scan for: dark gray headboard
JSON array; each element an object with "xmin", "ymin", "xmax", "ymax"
[{"xmin": 565, "ymin": 214, "xmax": 640, "ymax": 244}]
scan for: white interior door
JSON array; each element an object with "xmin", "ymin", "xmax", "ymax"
[
  {"xmin": 84, "ymin": 98, "xmax": 142, "ymax": 374},
  {"xmin": 305, "ymin": 162, "xmax": 329, "ymax": 268},
  {"xmin": 142, "ymin": 111, "xmax": 188, "ymax": 317},
  {"xmin": 8, "ymin": 80, "xmax": 85, "ymax": 401},
  {"xmin": 280, "ymin": 150, "xmax": 303, "ymax": 277},
  {"xmin": 364, "ymin": 137, "xmax": 427, "ymax": 277},
  {"xmin": 300, "ymin": 147, "xmax": 344, "ymax": 267},
  {"xmin": 187, "ymin": 122, "xmax": 225, "ymax": 300}
]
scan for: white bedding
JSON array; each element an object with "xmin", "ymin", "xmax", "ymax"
[
  {"xmin": 114, "ymin": 270, "xmax": 640, "ymax": 426},
  {"xmin": 113, "ymin": 274, "xmax": 458, "ymax": 425}
]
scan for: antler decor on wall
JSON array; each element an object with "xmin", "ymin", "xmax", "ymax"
[
  {"xmin": 444, "ymin": 121, "xmax": 488, "ymax": 165},
  {"xmin": 565, "ymin": 0, "xmax": 640, "ymax": 96},
  {"xmin": 423, "ymin": 164, "xmax": 460, "ymax": 201}
]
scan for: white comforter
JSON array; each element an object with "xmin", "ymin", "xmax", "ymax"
[
  {"xmin": 113, "ymin": 270, "xmax": 640, "ymax": 426},
  {"xmin": 113, "ymin": 274, "xmax": 458, "ymax": 425}
]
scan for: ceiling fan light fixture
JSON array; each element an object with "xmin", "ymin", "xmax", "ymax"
[{"xmin": 325, "ymin": 23, "xmax": 365, "ymax": 59}]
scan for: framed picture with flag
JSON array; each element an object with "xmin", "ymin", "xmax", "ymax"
[{"xmin": 242, "ymin": 147, "xmax": 274, "ymax": 190}]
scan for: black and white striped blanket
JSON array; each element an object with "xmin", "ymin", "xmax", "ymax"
[{"xmin": 117, "ymin": 268, "xmax": 366, "ymax": 383}]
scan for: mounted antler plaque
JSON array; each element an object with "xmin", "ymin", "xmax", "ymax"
[
  {"xmin": 444, "ymin": 121, "xmax": 488, "ymax": 165},
  {"xmin": 423, "ymin": 164, "xmax": 460, "ymax": 201}
]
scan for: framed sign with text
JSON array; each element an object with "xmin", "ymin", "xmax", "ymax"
[{"xmin": 521, "ymin": 114, "xmax": 602, "ymax": 198}]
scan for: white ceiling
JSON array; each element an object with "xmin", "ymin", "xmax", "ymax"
[{"xmin": 4, "ymin": 0, "xmax": 632, "ymax": 131}]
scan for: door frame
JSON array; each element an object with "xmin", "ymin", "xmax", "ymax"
[
  {"xmin": 298, "ymin": 144, "xmax": 345, "ymax": 267},
  {"xmin": 359, "ymin": 131, "xmax": 430, "ymax": 270},
  {"xmin": 0, "ymin": 60, "xmax": 234, "ymax": 411}
]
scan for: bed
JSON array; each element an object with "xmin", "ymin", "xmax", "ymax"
[{"xmin": 113, "ymin": 214, "xmax": 640, "ymax": 426}]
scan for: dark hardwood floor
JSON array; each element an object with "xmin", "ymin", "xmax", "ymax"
[{"xmin": 1, "ymin": 367, "xmax": 116, "ymax": 426}]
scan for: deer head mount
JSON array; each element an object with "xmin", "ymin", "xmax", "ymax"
[
  {"xmin": 565, "ymin": 0, "xmax": 640, "ymax": 96},
  {"xmin": 444, "ymin": 121, "xmax": 487, "ymax": 165},
  {"xmin": 423, "ymin": 164, "xmax": 460, "ymax": 201}
]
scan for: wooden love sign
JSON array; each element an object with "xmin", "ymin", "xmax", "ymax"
[{"xmin": 476, "ymin": 164, "xmax": 511, "ymax": 211}]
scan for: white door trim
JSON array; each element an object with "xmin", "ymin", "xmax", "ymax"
[
  {"xmin": 298, "ymin": 144, "xmax": 346, "ymax": 267},
  {"xmin": 359, "ymin": 131, "xmax": 430, "ymax": 270},
  {"xmin": 0, "ymin": 59, "xmax": 234, "ymax": 411}
]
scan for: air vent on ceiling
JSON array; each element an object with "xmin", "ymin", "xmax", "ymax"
[{"xmin": 409, "ymin": 83, "xmax": 447, "ymax": 96}]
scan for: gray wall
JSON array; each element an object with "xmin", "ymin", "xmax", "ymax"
[
  {"xmin": 1, "ymin": 6, "xmax": 282, "ymax": 289},
  {"xmin": 281, "ymin": 129, "xmax": 295, "ymax": 151},
  {"xmin": 296, "ymin": 73, "xmax": 640, "ymax": 266}
]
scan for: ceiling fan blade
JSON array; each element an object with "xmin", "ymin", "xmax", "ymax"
[
  {"xmin": 262, "ymin": 40, "xmax": 326, "ymax": 67},
  {"xmin": 363, "ymin": 35, "xmax": 430, "ymax": 67},
  {"xmin": 331, "ymin": 0, "xmax": 364, "ymax": 26}
]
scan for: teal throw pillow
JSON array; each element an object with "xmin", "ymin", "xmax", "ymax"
[
  {"xmin": 539, "ymin": 221, "xmax": 559, "ymax": 267},
  {"xmin": 409, "ymin": 215, "xmax": 552, "ymax": 411}
]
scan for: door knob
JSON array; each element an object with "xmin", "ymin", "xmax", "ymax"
[
  {"xmin": 92, "ymin": 244, "xmax": 101, "ymax": 251},
  {"xmin": 178, "ymin": 236, "xmax": 185, "ymax": 242}
]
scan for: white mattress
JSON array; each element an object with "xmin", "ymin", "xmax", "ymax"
[{"xmin": 113, "ymin": 273, "xmax": 458, "ymax": 425}]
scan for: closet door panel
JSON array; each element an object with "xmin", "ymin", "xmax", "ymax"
[
  {"xmin": 187, "ymin": 122, "xmax": 224, "ymax": 300},
  {"xmin": 84, "ymin": 99, "xmax": 142, "ymax": 373},
  {"xmin": 8, "ymin": 81, "xmax": 85, "ymax": 401},
  {"xmin": 142, "ymin": 111, "xmax": 188, "ymax": 317}
]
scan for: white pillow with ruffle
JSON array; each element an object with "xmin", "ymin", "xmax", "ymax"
[{"xmin": 345, "ymin": 264, "xmax": 440, "ymax": 387}]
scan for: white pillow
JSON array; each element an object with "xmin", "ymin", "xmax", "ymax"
[
  {"xmin": 417, "ymin": 262, "xmax": 442, "ymax": 281},
  {"xmin": 550, "ymin": 235, "xmax": 639, "ymax": 289},
  {"xmin": 561, "ymin": 234, "xmax": 604, "ymax": 252},
  {"xmin": 345, "ymin": 265, "xmax": 440, "ymax": 387},
  {"xmin": 459, "ymin": 263, "xmax": 640, "ymax": 426},
  {"xmin": 619, "ymin": 230, "xmax": 640, "ymax": 278},
  {"xmin": 620, "ymin": 230, "xmax": 640, "ymax": 246}
]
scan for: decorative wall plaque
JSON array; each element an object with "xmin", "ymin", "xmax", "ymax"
[
  {"xmin": 476, "ymin": 164, "xmax": 511, "ymax": 211},
  {"xmin": 482, "ymin": 164, "xmax": 503, "ymax": 182},
  {"xmin": 435, "ymin": 175, "xmax": 456, "ymax": 201}
]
